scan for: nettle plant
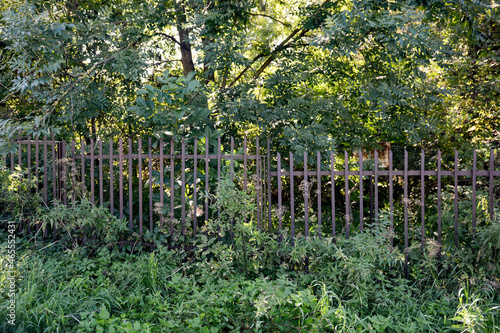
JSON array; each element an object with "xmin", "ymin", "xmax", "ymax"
[
  {"xmin": 0, "ymin": 165, "xmax": 41, "ymax": 226},
  {"xmin": 37, "ymin": 198, "xmax": 133, "ymax": 251}
]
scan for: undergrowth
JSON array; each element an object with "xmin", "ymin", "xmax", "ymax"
[{"xmin": 0, "ymin": 175, "xmax": 499, "ymax": 332}]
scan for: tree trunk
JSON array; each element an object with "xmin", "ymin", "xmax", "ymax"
[{"xmin": 176, "ymin": 1, "xmax": 195, "ymax": 77}]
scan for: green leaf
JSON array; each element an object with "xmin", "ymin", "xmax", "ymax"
[{"xmin": 100, "ymin": 306, "xmax": 110, "ymax": 321}]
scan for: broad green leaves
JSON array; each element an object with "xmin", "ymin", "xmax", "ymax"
[{"xmin": 128, "ymin": 70, "xmax": 217, "ymax": 140}]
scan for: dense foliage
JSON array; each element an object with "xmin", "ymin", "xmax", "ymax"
[{"xmin": 0, "ymin": 0, "xmax": 499, "ymax": 154}]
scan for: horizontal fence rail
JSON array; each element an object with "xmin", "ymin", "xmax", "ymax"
[{"xmin": 1, "ymin": 136, "xmax": 499, "ymax": 276}]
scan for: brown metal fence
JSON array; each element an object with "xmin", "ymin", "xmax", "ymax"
[{"xmin": 2, "ymin": 136, "xmax": 499, "ymax": 264}]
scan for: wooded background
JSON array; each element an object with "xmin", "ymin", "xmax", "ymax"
[{"xmin": 0, "ymin": 0, "xmax": 499, "ymax": 156}]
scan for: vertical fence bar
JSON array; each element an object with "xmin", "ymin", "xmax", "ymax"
[
  {"xmin": 454, "ymin": 150, "xmax": 459, "ymax": 248},
  {"xmin": 81, "ymin": 139, "xmax": 85, "ymax": 198},
  {"xmin": 277, "ymin": 152, "xmax": 282, "ymax": 237},
  {"xmin": 109, "ymin": 139, "xmax": 114, "ymax": 215},
  {"xmin": 369, "ymin": 175, "xmax": 373, "ymax": 226},
  {"xmin": 35, "ymin": 138, "xmax": 40, "ymax": 195},
  {"xmin": 181, "ymin": 137, "xmax": 186, "ymax": 235},
  {"xmin": 359, "ymin": 150, "xmax": 363, "ymax": 232},
  {"xmin": 99, "ymin": 139, "xmax": 103, "ymax": 207},
  {"xmin": 256, "ymin": 138, "xmax": 261, "ymax": 229},
  {"xmin": 490, "ymin": 149, "xmax": 494, "ymax": 222},
  {"xmin": 18, "ymin": 133, "xmax": 23, "ymax": 231},
  {"xmin": 205, "ymin": 137, "xmax": 209, "ymax": 224},
  {"xmin": 60, "ymin": 141, "xmax": 67, "ymax": 205},
  {"xmin": 43, "ymin": 136, "xmax": 48, "ymax": 205},
  {"xmin": 421, "ymin": 149, "xmax": 425, "ymax": 251},
  {"xmin": 267, "ymin": 138, "xmax": 272, "ymax": 230},
  {"xmin": 119, "ymin": 139, "xmax": 123, "ymax": 219},
  {"xmin": 331, "ymin": 151, "xmax": 335, "ymax": 241},
  {"xmin": 71, "ymin": 141, "xmax": 76, "ymax": 202},
  {"xmin": 244, "ymin": 137, "xmax": 248, "ymax": 192},
  {"xmin": 128, "ymin": 138, "xmax": 133, "ymax": 231},
  {"xmin": 437, "ymin": 150, "xmax": 442, "ymax": 260},
  {"xmin": 2, "ymin": 155, "xmax": 5, "ymax": 216},
  {"xmin": 90, "ymin": 139, "xmax": 95, "ymax": 205},
  {"xmin": 290, "ymin": 151, "xmax": 295, "ymax": 245},
  {"xmin": 18, "ymin": 132, "xmax": 22, "ymax": 168},
  {"xmin": 52, "ymin": 134, "xmax": 57, "ymax": 202},
  {"xmin": 217, "ymin": 137, "xmax": 221, "ymax": 224},
  {"xmin": 56, "ymin": 141, "xmax": 62, "ymax": 235},
  {"xmin": 344, "ymin": 150, "xmax": 350, "ymax": 239},
  {"xmin": 304, "ymin": 151, "xmax": 309, "ymax": 237},
  {"xmin": 27, "ymin": 135, "xmax": 31, "ymax": 190},
  {"xmin": 404, "ymin": 150, "xmax": 409, "ymax": 278},
  {"xmin": 10, "ymin": 147, "xmax": 14, "ymax": 172},
  {"xmin": 231, "ymin": 137, "xmax": 235, "ymax": 178},
  {"xmin": 2, "ymin": 154, "xmax": 6, "ymax": 216},
  {"xmin": 389, "ymin": 150, "xmax": 393, "ymax": 248},
  {"xmin": 170, "ymin": 139, "xmax": 175, "ymax": 235},
  {"xmin": 317, "ymin": 151, "xmax": 321, "ymax": 237},
  {"xmin": 138, "ymin": 138, "xmax": 143, "ymax": 236},
  {"xmin": 1, "ymin": 156, "xmax": 4, "ymax": 215},
  {"xmin": 374, "ymin": 151, "xmax": 379, "ymax": 222},
  {"xmin": 148, "ymin": 137, "xmax": 153, "ymax": 232},
  {"xmin": 472, "ymin": 149, "xmax": 477, "ymax": 234},
  {"xmin": 193, "ymin": 138, "xmax": 198, "ymax": 235},
  {"xmin": 231, "ymin": 137, "xmax": 235, "ymax": 237},
  {"xmin": 261, "ymin": 149, "xmax": 265, "ymax": 228},
  {"xmin": 43, "ymin": 136, "xmax": 48, "ymax": 238},
  {"xmin": 159, "ymin": 138, "xmax": 164, "ymax": 224}
]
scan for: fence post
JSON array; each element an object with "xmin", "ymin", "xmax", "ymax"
[
  {"xmin": 138, "ymin": 138, "xmax": 143, "ymax": 236},
  {"xmin": 277, "ymin": 152, "xmax": 282, "ymax": 239},
  {"xmin": 472, "ymin": 149, "xmax": 477, "ymax": 234},
  {"xmin": 404, "ymin": 150, "xmax": 408, "ymax": 278},
  {"xmin": 359, "ymin": 150, "xmax": 363, "ymax": 232},
  {"xmin": 193, "ymin": 138, "xmax": 198, "ymax": 235},
  {"xmin": 330, "ymin": 151, "xmax": 335, "ymax": 241},
  {"xmin": 99, "ymin": 139, "xmax": 103, "ymax": 207},
  {"xmin": 181, "ymin": 137, "xmax": 186, "ymax": 235},
  {"xmin": 90, "ymin": 138, "xmax": 95, "ymax": 206},
  {"xmin": 437, "ymin": 150, "xmax": 442, "ymax": 261},
  {"xmin": 109, "ymin": 139, "xmax": 114, "ymax": 215},
  {"xmin": 290, "ymin": 151, "xmax": 295, "ymax": 245},
  {"xmin": 490, "ymin": 149, "xmax": 494, "ymax": 221},
  {"xmin": 317, "ymin": 151, "xmax": 321, "ymax": 237},
  {"xmin": 267, "ymin": 138, "xmax": 272, "ymax": 231},
  {"xmin": 344, "ymin": 150, "xmax": 349, "ymax": 239},
  {"xmin": 304, "ymin": 151, "xmax": 308, "ymax": 238},
  {"xmin": 421, "ymin": 149, "xmax": 425, "ymax": 252},
  {"xmin": 375, "ymin": 150, "xmax": 378, "ymax": 223},
  {"xmin": 128, "ymin": 138, "xmax": 133, "ymax": 231},
  {"xmin": 389, "ymin": 150, "xmax": 393, "ymax": 248},
  {"xmin": 149, "ymin": 137, "xmax": 153, "ymax": 233},
  {"xmin": 454, "ymin": 150, "xmax": 459, "ymax": 248},
  {"xmin": 205, "ymin": 137, "xmax": 209, "ymax": 225},
  {"xmin": 119, "ymin": 138, "xmax": 124, "ymax": 219}
]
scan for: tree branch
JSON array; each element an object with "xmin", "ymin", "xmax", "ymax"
[
  {"xmin": 47, "ymin": 41, "xmax": 138, "ymax": 113},
  {"xmin": 227, "ymin": 0, "xmax": 331, "ymax": 87},
  {"xmin": 249, "ymin": 13, "xmax": 291, "ymax": 27},
  {"xmin": 227, "ymin": 53, "xmax": 266, "ymax": 88},
  {"xmin": 252, "ymin": 28, "xmax": 302, "ymax": 80},
  {"xmin": 154, "ymin": 33, "xmax": 181, "ymax": 45},
  {"xmin": 152, "ymin": 59, "xmax": 182, "ymax": 66}
]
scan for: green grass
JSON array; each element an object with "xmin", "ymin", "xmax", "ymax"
[{"xmin": 1, "ymin": 217, "xmax": 499, "ymax": 332}]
